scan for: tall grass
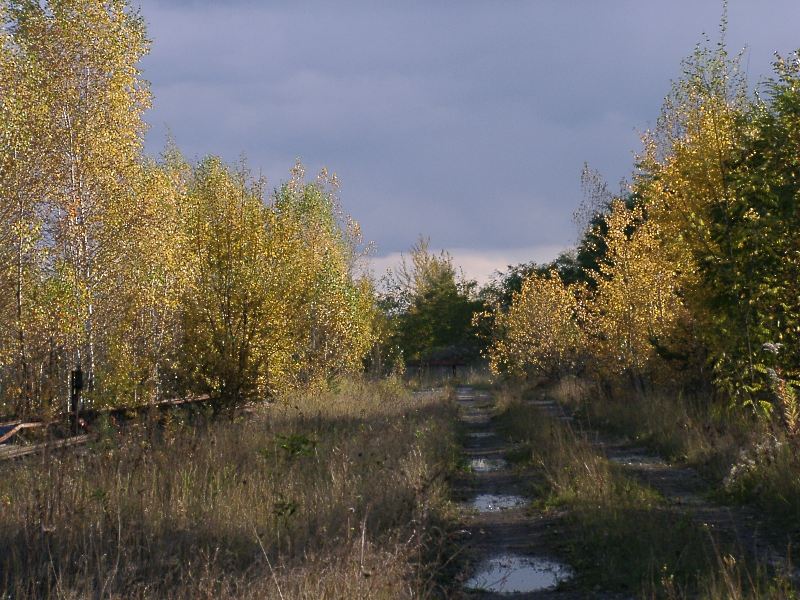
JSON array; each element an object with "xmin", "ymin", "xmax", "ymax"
[
  {"xmin": 0, "ymin": 378, "xmax": 460, "ymax": 599},
  {"xmin": 558, "ymin": 378, "xmax": 745, "ymax": 478},
  {"xmin": 494, "ymin": 387, "xmax": 796, "ymax": 598},
  {"xmin": 550, "ymin": 376, "xmax": 800, "ymax": 527}
]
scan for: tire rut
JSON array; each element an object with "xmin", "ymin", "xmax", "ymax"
[
  {"xmin": 529, "ymin": 392, "xmax": 798, "ymax": 583},
  {"xmin": 451, "ymin": 386, "xmax": 622, "ymax": 599}
]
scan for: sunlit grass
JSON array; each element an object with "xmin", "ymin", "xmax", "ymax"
[
  {"xmin": 550, "ymin": 376, "xmax": 800, "ymax": 529},
  {"xmin": 0, "ymin": 377, "xmax": 460, "ymax": 599}
]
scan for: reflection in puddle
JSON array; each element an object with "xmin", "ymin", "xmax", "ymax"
[
  {"xmin": 470, "ymin": 457, "xmax": 507, "ymax": 472},
  {"xmin": 464, "ymin": 554, "xmax": 572, "ymax": 593},
  {"xmin": 471, "ymin": 494, "xmax": 526, "ymax": 512},
  {"xmin": 461, "ymin": 414, "xmax": 490, "ymax": 425},
  {"xmin": 608, "ymin": 453, "xmax": 663, "ymax": 467},
  {"xmin": 466, "ymin": 432, "xmax": 495, "ymax": 439}
]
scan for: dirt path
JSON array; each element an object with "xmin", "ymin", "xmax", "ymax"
[
  {"xmin": 528, "ymin": 393, "xmax": 798, "ymax": 583},
  {"xmin": 452, "ymin": 386, "xmax": 616, "ymax": 599}
]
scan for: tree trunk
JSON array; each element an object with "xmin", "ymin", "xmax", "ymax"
[{"xmin": 15, "ymin": 194, "xmax": 32, "ymax": 412}]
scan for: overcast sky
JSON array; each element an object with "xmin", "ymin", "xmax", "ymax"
[{"xmin": 137, "ymin": 1, "xmax": 799, "ymax": 283}]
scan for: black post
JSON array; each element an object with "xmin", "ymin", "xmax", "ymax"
[{"xmin": 69, "ymin": 367, "xmax": 83, "ymax": 434}]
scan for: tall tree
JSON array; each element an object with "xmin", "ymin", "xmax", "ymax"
[
  {"xmin": 3, "ymin": 0, "xmax": 150, "ymax": 406},
  {"xmin": 383, "ymin": 238, "xmax": 483, "ymax": 366},
  {"xmin": 636, "ymin": 36, "xmax": 756, "ymax": 402},
  {"xmin": 0, "ymin": 16, "xmax": 46, "ymax": 413},
  {"xmin": 270, "ymin": 164, "xmax": 376, "ymax": 386},
  {"xmin": 694, "ymin": 53, "xmax": 800, "ymax": 409},
  {"xmin": 581, "ymin": 200, "xmax": 688, "ymax": 390},
  {"xmin": 179, "ymin": 158, "xmax": 273, "ymax": 406}
]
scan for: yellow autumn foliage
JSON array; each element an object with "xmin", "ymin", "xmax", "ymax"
[
  {"xmin": 582, "ymin": 200, "xmax": 687, "ymax": 380},
  {"xmin": 0, "ymin": 1, "xmax": 377, "ymax": 414},
  {"xmin": 488, "ymin": 271, "xmax": 584, "ymax": 378}
]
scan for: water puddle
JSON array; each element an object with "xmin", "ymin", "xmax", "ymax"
[
  {"xmin": 466, "ymin": 431, "xmax": 495, "ymax": 439},
  {"xmin": 528, "ymin": 400, "xmax": 557, "ymax": 407},
  {"xmin": 459, "ymin": 404, "xmax": 494, "ymax": 414},
  {"xmin": 471, "ymin": 493, "xmax": 526, "ymax": 512},
  {"xmin": 464, "ymin": 554, "xmax": 572, "ymax": 593},
  {"xmin": 413, "ymin": 387, "xmax": 444, "ymax": 398},
  {"xmin": 608, "ymin": 452, "xmax": 663, "ymax": 467},
  {"xmin": 461, "ymin": 414, "xmax": 491, "ymax": 425},
  {"xmin": 470, "ymin": 457, "xmax": 507, "ymax": 472}
]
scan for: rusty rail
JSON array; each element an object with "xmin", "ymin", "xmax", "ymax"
[
  {"xmin": 0, "ymin": 434, "xmax": 93, "ymax": 461},
  {"xmin": 0, "ymin": 421, "xmax": 45, "ymax": 444},
  {"xmin": 0, "ymin": 393, "xmax": 212, "ymax": 463}
]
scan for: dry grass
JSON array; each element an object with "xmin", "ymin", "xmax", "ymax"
[
  {"xmin": 550, "ymin": 376, "xmax": 800, "ymax": 529},
  {"xmin": 550, "ymin": 376, "xmax": 748, "ymax": 480},
  {"xmin": 493, "ymin": 387, "xmax": 798, "ymax": 598},
  {"xmin": 660, "ymin": 551, "xmax": 797, "ymax": 600},
  {"xmin": 495, "ymin": 387, "xmax": 657, "ymax": 508},
  {"xmin": 0, "ymin": 377, "xmax": 460, "ymax": 599}
]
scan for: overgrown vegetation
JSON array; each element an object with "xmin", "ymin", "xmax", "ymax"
[
  {"xmin": 0, "ymin": 379, "xmax": 460, "ymax": 598},
  {"xmin": 484, "ymin": 21, "xmax": 800, "ymax": 527},
  {"xmin": 494, "ymin": 388, "xmax": 796, "ymax": 599},
  {"xmin": 0, "ymin": 7, "xmax": 478, "ymax": 595},
  {"xmin": 552, "ymin": 377, "xmax": 800, "ymax": 529},
  {"xmin": 0, "ymin": 0, "xmax": 377, "ymax": 417},
  {"xmin": 3, "ymin": 1, "xmax": 800, "ymax": 597}
]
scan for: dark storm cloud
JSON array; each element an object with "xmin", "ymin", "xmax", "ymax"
[{"xmin": 136, "ymin": 0, "xmax": 800, "ymax": 276}]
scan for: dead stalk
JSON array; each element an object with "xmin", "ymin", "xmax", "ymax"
[{"xmin": 254, "ymin": 528, "xmax": 285, "ymax": 600}]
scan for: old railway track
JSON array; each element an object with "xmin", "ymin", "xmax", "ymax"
[{"xmin": 0, "ymin": 394, "xmax": 211, "ymax": 463}]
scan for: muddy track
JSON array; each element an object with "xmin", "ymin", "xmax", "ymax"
[
  {"xmin": 451, "ymin": 386, "xmax": 623, "ymax": 599},
  {"xmin": 529, "ymin": 392, "xmax": 799, "ymax": 583},
  {"xmin": 449, "ymin": 385, "xmax": 799, "ymax": 598}
]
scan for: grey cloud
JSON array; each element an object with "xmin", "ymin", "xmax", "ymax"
[{"xmin": 137, "ymin": 0, "xmax": 800, "ymax": 266}]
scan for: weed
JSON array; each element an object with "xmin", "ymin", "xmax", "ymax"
[{"xmin": 550, "ymin": 376, "xmax": 800, "ymax": 532}]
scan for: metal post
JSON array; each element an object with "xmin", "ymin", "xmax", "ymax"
[{"xmin": 69, "ymin": 367, "xmax": 83, "ymax": 434}]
